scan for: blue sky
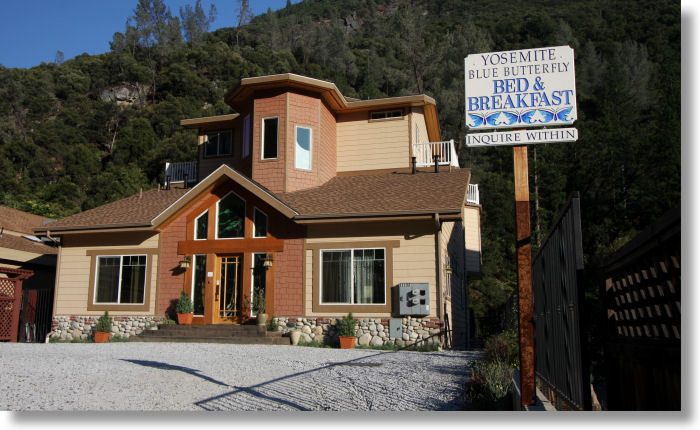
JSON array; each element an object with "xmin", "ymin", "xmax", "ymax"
[{"xmin": 0, "ymin": 0, "xmax": 296, "ymax": 69}]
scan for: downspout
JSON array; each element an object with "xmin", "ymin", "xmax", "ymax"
[{"xmin": 434, "ymin": 213, "xmax": 443, "ymax": 323}]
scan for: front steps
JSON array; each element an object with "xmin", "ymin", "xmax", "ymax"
[{"xmin": 129, "ymin": 324, "xmax": 291, "ymax": 345}]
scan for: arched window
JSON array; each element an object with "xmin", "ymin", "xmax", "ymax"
[{"xmin": 216, "ymin": 192, "xmax": 245, "ymax": 239}]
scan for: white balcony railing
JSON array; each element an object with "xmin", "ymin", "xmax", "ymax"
[
  {"xmin": 164, "ymin": 161, "xmax": 197, "ymax": 186},
  {"xmin": 467, "ymin": 184, "xmax": 480, "ymax": 205},
  {"xmin": 412, "ymin": 140, "xmax": 460, "ymax": 168}
]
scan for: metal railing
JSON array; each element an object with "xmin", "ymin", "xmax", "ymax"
[
  {"xmin": 164, "ymin": 161, "xmax": 196, "ymax": 186},
  {"xmin": 467, "ymin": 184, "xmax": 479, "ymax": 205},
  {"xmin": 412, "ymin": 140, "xmax": 460, "ymax": 167}
]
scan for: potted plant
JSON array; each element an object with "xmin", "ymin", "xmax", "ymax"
[
  {"xmin": 338, "ymin": 312, "xmax": 357, "ymax": 349},
  {"xmin": 176, "ymin": 290, "xmax": 194, "ymax": 325},
  {"xmin": 252, "ymin": 289, "xmax": 267, "ymax": 326},
  {"xmin": 93, "ymin": 311, "xmax": 112, "ymax": 343}
]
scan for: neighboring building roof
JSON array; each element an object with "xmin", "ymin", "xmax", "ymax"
[
  {"xmin": 278, "ymin": 170, "xmax": 471, "ymax": 219},
  {"xmin": 0, "ymin": 234, "xmax": 57, "ymax": 255},
  {"xmin": 37, "ymin": 166, "xmax": 471, "ymax": 233},
  {"xmin": 0, "ymin": 206, "xmax": 53, "ymax": 234},
  {"xmin": 34, "ymin": 188, "xmax": 189, "ymax": 233}
]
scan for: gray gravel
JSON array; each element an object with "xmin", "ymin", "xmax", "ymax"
[{"xmin": 0, "ymin": 343, "xmax": 480, "ymax": 411}]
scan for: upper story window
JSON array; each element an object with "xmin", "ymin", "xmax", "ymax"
[
  {"xmin": 295, "ymin": 126, "xmax": 312, "ymax": 170},
  {"xmin": 261, "ymin": 117, "xmax": 278, "ymax": 160},
  {"xmin": 253, "ymin": 208, "xmax": 268, "ymax": 238},
  {"xmin": 216, "ymin": 192, "xmax": 245, "ymax": 239},
  {"xmin": 194, "ymin": 210, "xmax": 208, "ymax": 240},
  {"xmin": 370, "ymin": 110, "xmax": 403, "ymax": 120},
  {"xmin": 205, "ymin": 130, "xmax": 233, "ymax": 157},
  {"xmin": 94, "ymin": 255, "xmax": 147, "ymax": 305}
]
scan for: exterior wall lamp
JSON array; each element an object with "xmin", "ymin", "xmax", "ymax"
[
  {"xmin": 263, "ymin": 253, "xmax": 274, "ymax": 267},
  {"xmin": 179, "ymin": 255, "xmax": 191, "ymax": 269}
]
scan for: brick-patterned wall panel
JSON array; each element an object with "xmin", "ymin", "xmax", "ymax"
[
  {"xmin": 319, "ymin": 100, "xmax": 337, "ymax": 185},
  {"xmin": 252, "ymin": 92, "xmax": 286, "ymax": 193},
  {"xmin": 157, "ymin": 214, "xmax": 187, "ymax": 315},
  {"xmin": 286, "ymin": 92, "xmax": 320, "ymax": 192},
  {"xmin": 274, "ymin": 238, "xmax": 303, "ymax": 316}
]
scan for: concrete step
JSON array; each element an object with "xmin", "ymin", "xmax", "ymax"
[
  {"xmin": 128, "ymin": 335, "xmax": 291, "ymax": 345},
  {"xmin": 130, "ymin": 324, "xmax": 290, "ymax": 345}
]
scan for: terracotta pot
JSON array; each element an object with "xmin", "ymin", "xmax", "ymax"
[
  {"xmin": 339, "ymin": 335, "xmax": 356, "ymax": 349},
  {"xmin": 177, "ymin": 312, "xmax": 194, "ymax": 325},
  {"xmin": 257, "ymin": 313, "xmax": 268, "ymax": 327},
  {"xmin": 94, "ymin": 331, "xmax": 111, "ymax": 343}
]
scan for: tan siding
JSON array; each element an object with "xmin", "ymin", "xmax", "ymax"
[
  {"xmin": 411, "ymin": 106, "xmax": 430, "ymax": 145},
  {"xmin": 464, "ymin": 206, "xmax": 482, "ymax": 273},
  {"xmin": 54, "ymin": 232, "xmax": 159, "ymax": 316},
  {"xmin": 304, "ymin": 231, "xmax": 437, "ymax": 318},
  {"xmin": 336, "ymin": 111, "xmax": 409, "ymax": 172}
]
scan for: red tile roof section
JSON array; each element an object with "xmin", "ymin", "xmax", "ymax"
[
  {"xmin": 39, "ymin": 188, "xmax": 189, "ymax": 232},
  {"xmin": 277, "ymin": 170, "xmax": 470, "ymax": 217}
]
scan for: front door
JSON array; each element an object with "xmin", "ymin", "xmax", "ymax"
[{"xmin": 214, "ymin": 255, "xmax": 244, "ymax": 323}]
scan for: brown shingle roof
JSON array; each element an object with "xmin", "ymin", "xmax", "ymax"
[
  {"xmin": 37, "ymin": 188, "xmax": 189, "ymax": 232},
  {"xmin": 277, "ymin": 170, "xmax": 471, "ymax": 218},
  {"xmin": 0, "ymin": 206, "xmax": 53, "ymax": 234},
  {"xmin": 0, "ymin": 234, "xmax": 58, "ymax": 255}
]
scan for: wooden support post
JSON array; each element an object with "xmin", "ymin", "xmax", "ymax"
[{"xmin": 513, "ymin": 145, "xmax": 536, "ymax": 407}]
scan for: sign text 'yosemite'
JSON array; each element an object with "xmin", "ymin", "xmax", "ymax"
[{"xmin": 465, "ymin": 46, "xmax": 577, "ymax": 130}]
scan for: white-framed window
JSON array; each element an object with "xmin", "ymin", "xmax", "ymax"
[
  {"xmin": 216, "ymin": 191, "xmax": 245, "ymax": 239},
  {"xmin": 261, "ymin": 117, "xmax": 278, "ymax": 160},
  {"xmin": 370, "ymin": 110, "xmax": 403, "ymax": 120},
  {"xmin": 251, "ymin": 252, "xmax": 267, "ymax": 316},
  {"xmin": 295, "ymin": 125, "xmax": 312, "ymax": 170},
  {"xmin": 320, "ymin": 248, "xmax": 385, "ymax": 305},
  {"xmin": 204, "ymin": 130, "xmax": 233, "ymax": 157},
  {"xmin": 253, "ymin": 207, "xmax": 268, "ymax": 238},
  {"xmin": 94, "ymin": 255, "xmax": 147, "ymax": 305},
  {"xmin": 194, "ymin": 210, "xmax": 208, "ymax": 240},
  {"xmin": 191, "ymin": 254, "xmax": 206, "ymax": 315}
]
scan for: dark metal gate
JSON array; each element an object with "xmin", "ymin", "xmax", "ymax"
[
  {"xmin": 602, "ymin": 205, "xmax": 680, "ymax": 410},
  {"xmin": 0, "ymin": 267, "xmax": 34, "ymax": 342},
  {"xmin": 532, "ymin": 192, "xmax": 590, "ymax": 410},
  {"xmin": 19, "ymin": 284, "xmax": 54, "ymax": 342}
]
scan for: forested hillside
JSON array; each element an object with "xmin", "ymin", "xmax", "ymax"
[{"xmin": 0, "ymin": 0, "xmax": 680, "ymax": 342}]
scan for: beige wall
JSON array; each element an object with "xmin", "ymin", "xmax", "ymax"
[
  {"xmin": 336, "ymin": 111, "xmax": 410, "ymax": 172},
  {"xmin": 411, "ymin": 106, "xmax": 430, "ymax": 146},
  {"xmin": 303, "ymin": 220, "xmax": 437, "ymax": 318},
  {"xmin": 54, "ymin": 232, "xmax": 160, "ymax": 316},
  {"xmin": 464, "ymin": 206, "xmax": 482, "ymax": 274}
]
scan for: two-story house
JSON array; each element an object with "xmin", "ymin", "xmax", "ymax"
[{"xmin": 36, "ymin": 73, "xmax": 481, "ymax": 348}]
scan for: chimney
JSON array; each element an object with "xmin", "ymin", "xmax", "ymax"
[
  {"xmin": 411, "ymin": 157, "xmax": 417, "ymax": 174},
  {"xmin": 433, "ymin": 155, "xmax": 439, "ymax": 173}
]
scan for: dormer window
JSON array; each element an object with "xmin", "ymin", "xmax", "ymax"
[
  {"xmin": 370, "ymin": 110, "xmax": 403, "ymax": 120},
  {"xmin": 205, "ymin": 130, "xmax": 233, "ymax": 157}
]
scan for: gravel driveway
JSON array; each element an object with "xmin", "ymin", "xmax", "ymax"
[{"xmin": 0, "ymin": 343, "xmax": 479, "ymax": 411}]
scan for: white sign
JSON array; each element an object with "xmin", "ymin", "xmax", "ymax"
[
  {"xmin": 466, "ymin": 128, "xmax": 578, "ymax": 148},
  {"xmin": 465, "ymin": 46, "xmax": 577, "ymax": 130}
]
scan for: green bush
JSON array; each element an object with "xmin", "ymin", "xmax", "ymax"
[
  {"xmin": 484, "ymin": 330, "xmax": 519, "ymax": 367},
  {"xmin": 93, "ymin": 311, "xmax": 113, "ymax": 333},
  {"xmin": 175, "ymin": 290, "xmax": 194, "ymax": 314},
  {"xmin": 337, "ymin": 312, "xmax": 356, "ymax": 337},
  {"xmin": 297, "ymin": 339, "xmax": 332, "ymax": 348},
  {"xmin": 266, "ymin": 318, "xmax": 279, "ymax": 331},
  {"xmin": 468, "ymin": 360, "xmax": 514, "ymax": 410}
]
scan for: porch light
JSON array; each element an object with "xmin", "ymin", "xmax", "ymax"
[
  {"xmin": 179, "ymin": 256, "xmax": 191, "ymax": 269},
  {"xmin": 263, "ymin": 253, "xmax": 274, "ymax": 267}
]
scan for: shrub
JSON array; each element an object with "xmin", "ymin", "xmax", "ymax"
[
  {"xmin": 468, "ymin": 360, "xmax": 514, "ymax": 410},
  {"xmin": 337, "ymin": 312, "xmax": 356, "ymax": 337},
  {"xmin": 266, "ymin": 318, "xmax": 278, "ymax": 331},
  {"xmin": 175, "ymin": 290, "xmax": 194, "ymax": 314},
  {"xmin": 297, "ymin": 339, "xmax": 332, "ymax": 348},
  {"xmin": 484, "ymin": 330, "xmax": 519, "ymax": 367},
  {"xmin": 93, "ymin": 311, "xmax": 113, "ymax": 333}
]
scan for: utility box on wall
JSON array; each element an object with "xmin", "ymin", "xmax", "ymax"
[{"xmin": 393, "ymin": 283, "xmax": 430, "ymax": 316}]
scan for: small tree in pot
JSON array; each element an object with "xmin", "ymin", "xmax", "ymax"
[
  {"xmin": 93, "ymin": 311, "xmax": 112, "ymax": 343},
  {"xmin": 338, "ymin": 312, "xmax": 357, "ymax": 349},
  {"xmin": 252, "ymin": 290, "xmax": 268, "ymax": 326},
  {"xmin": 176, "ymin": 290, "xmax": 194, "ymax": 325}
]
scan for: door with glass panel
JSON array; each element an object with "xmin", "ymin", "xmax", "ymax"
[{"xmin": 215, "ymin": 255, "xmax": 243, "ymax": 323}]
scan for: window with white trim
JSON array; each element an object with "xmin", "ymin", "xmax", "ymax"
[
  {"xmin": 94, "ymin": 255, "xmax": 147, "ymax": 304},
  {"xmin": 370, "ymin": 110, "xmax": 403, "ymax": 120},
  {"xmin": 261, "ymin": 117, "xmax": 278, "ymax": 159},
  {"xmin": 194, "ymin": 210, "xmax": 208, "ymax": 240},
  {"xmin": 205, "ymin": 130, "xmax": 233, "ymax": 157},
  {"xmin": 253, "ymin": 208, "xmax": 267, "ymax": 238},
  {"xmin": 295, "ymin": 126, "xmax": 312, "ymax": 170},
  {"xmin": 320, "ymin": 248, "xmax": 385, "ymax": 305},
  {"xmin": 216, "ymin": 192, "xmax": 245, "ymax": 239}
]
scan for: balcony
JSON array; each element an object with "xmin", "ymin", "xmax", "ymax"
[
  {"xmin": 412, "ymin": 140, "xmax": 460, "ymax": 168},
  {"xmin": 164, "ymin": 161, "xmax": 197, "ymax": 187},
  {"xmin": 467, "ymin": 184, "xmax": 480, "ymax": 205}
]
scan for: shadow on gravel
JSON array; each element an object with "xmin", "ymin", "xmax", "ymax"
[
  {"xmin": 194, "ymin": 350, "xmax": 469, "ymax": 411},
  {"xmin": 120, "ymin": 359, "xmax": 229, "ymax": 387}
]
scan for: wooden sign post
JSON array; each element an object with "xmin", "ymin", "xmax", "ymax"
[{"xmin": 513, "ymin": 145, "xmax": 535, "ymax": 406}]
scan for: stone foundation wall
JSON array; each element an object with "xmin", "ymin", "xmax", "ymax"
[
  {"xmin": 49, "ymin": 315, "xmax": 164, "ymax": 341},
  {"xmin": 273, "ymin": 316, "xmax": 443, "ymax": 347}
]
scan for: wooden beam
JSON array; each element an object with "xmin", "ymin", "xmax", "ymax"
[
  {"xmin": 513, "ymin": 145, "xmax": 536, "ymax": 407},
  {"xmin": 177, "ymin": 238, "xmax": 285, "ymax": 255}
]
